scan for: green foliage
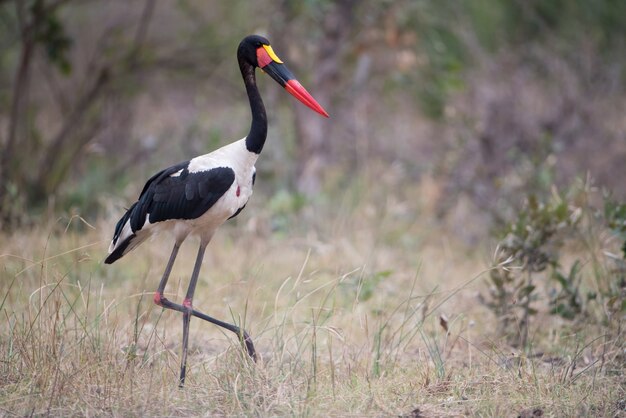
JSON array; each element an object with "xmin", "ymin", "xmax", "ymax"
[
  {"xmin": 483, "ymin": 182, "xmax": 626, "ymax": 347},
  {"xmin": 416, "ymin": 26, "xmax": 466, "ymax": 119},
  {"xmin": 397, "ymin": 0, "xmax": 626, "ymax": 117},
  {"xmin": 502, "ymin": 0, "xmax": 626, "ymax": 51},
  {"xmin": 602, "ymin": 194, "xmax": 626, "ymax": 317},
  {"xmin": 358, "ymin": 269, "xmax": 392, "ymax": 302},
  {"xmin": 268, "ymin": 189, "xmax": 308, "ymax": 234},
  {"xmin": 463, "ymin": 0, "xmax": 626, "ymax": 53},
  {"xmin": 31, "ymin": 0, "xmax": 72, "ymax": 74},
  {"xmin": 604, "ymin": 196, "xmax": 626, "ymax": 257},
  {"xmin": 549, "ymin": 261, "xmax": 584, "ymax": 320},
  {"xmin": 2, "ymin": 0, "xmax": 626, "ymax": 229},
  {"xmin": 483, "ymin": 190, "xmax": 578, "ymax": 346},
  {"xmin": 501, "ymin": 193, "xmax": 574, "ymax": 272},
  {"xmin": 392, "ymin": 2, "xmax": 468, "ymax": 118}
]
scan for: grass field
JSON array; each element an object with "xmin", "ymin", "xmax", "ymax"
[{"xmin": 1, "ymin": 178, "xmax": 624, "ymax": 417}]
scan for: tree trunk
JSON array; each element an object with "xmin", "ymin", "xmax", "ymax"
[
  {"xmin": 274, "ymin": 0, "xmax": 356, "ymax": 196},
  {"xmin": 0, "ymin": 0, "xmax": 35, "ymax": 227},
  {"xmin": 296, "ymin": 0, "xmax": 355, "ymax": 195}
]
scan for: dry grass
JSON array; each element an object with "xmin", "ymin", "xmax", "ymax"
[{"xmin": 0, "ymin": 178, "xmax": 624, "ymax": 417}]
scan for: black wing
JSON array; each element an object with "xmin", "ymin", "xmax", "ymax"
[
  {"xmin": 129, "ymin": 164, "xmax": 236, "ymax": 230},
  {"xmin": 105, "ymin": 163, "xmax": 235, "ymax": 265}
]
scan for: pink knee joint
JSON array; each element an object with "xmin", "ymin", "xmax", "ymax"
[{"xmin": 154, "ymin": 292, "xmax": 163, "ymax": 306}]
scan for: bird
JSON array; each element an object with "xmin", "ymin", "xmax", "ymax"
[{"xmin": 104, "ymin": 34, "xmax": 329, "ymax": 387}]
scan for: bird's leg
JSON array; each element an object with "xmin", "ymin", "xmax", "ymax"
[
  {"xmin": 178, "ymin": 241, "xmax": 207, "ymax": 387},
  {"xmin": 153, "ymin": 242, "xmax": 181, "ymax": 307},
  {"xmin": 188, "ymin": 306, "xmax": 257, "ymax": 362},
  {"xmin": 185, "ymin": 241, "xmax": 257, "ymax": 362},
  {"xmin": 180, "ymin": 309, "xmax": 191, "ymax": 387},
  {"xmin": 156, "ymin": 299, "xmax": 257, "ymax": 363},
  {"xmin": 152, "ymin": 242, "xmax": 257, "ymax": 387}
]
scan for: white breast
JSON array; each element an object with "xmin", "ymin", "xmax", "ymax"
[{"xmin": 184, "ymin": 137, "xmax": 258, "ymax": 231}]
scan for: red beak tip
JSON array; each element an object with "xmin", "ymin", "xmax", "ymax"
[
  {"xmin": 285, "ymin": 80, "xmax": 330, "ymax": 119},
  {"xmin": 312, "ymin": 107, "xmax": 330, "ymax": 118}
]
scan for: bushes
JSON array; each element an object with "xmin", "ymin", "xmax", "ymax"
[{"xmin": 481, "ymin": 180, "xmax": 626, "ymax": 347}]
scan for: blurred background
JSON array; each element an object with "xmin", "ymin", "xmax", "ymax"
[
  {"xmin": 1, "ymin": 4, "xmax": 625, "ymax": 413},
  {"xmin": 1, "ymin": 0, "xmax": 625, "ymax": 235}
]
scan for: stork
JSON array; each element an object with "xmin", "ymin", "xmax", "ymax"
[{"xmin": 105, "ymin": 35, "xmax": 328, "ymax": 387}]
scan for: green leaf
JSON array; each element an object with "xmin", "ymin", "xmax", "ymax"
[{"xmin": 552, "ymin": 271, "xmax": 568, "ymax": 288}]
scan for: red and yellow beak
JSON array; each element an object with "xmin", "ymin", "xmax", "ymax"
[{"xmin": 256, "ymin": 44, "xmax": 329, "ymax": 118}]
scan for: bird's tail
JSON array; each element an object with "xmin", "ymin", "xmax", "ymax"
[{"xmin": 105, "ymin": 202, "xmax": 147, "ymax": 264}]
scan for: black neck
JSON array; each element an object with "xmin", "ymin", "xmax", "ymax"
[{"xmin": 239, "ymin": 59, "xmax": 267, "ymax": 154}]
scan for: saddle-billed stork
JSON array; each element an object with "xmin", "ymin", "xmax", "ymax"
[{"xmin": 105, "ymin": 35, "xmax": 328, "ymax": 386}]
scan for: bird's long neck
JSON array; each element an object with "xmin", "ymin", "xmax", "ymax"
[{"xmin": 239, "ymin": 60, "xmax": 267, "ymax": 154}]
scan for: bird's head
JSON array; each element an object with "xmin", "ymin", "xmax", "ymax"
[{"xmin": 238, "ymin": 35, "xmax": 329, "ymax": 118}]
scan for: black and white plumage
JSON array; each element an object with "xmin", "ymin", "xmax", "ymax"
[
  {"xmin": 104, "ymin": 34, "xmax": 328, "ymax": 387},
  {"xmin": 105, "ymin": 141, "xmax": 256, "ymax": 264}
]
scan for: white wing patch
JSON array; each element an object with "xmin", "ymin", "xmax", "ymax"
[{"xmin": 170, "ymin": 169, "xmax": 183, "ymax": 177}]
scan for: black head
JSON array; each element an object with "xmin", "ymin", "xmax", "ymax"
[
  {"xmin": 236, "ymin": 34, "xmax": 329, "ymax": 117},
  {"xmin": 238, "ymin": 35, "xmax": 271, "ymax": 67}
]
